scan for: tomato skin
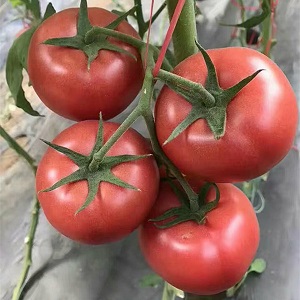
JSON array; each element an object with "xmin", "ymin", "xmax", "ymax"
[
  {"xmin": 139, "ymin": 182, "xmax": 260, "ymax": 295},
  {"xmin": 36, "ymin": 121, "xmax": 159, "ymax": 244},
  {"xmin": 155, "ymin": 47, "xmax": 298, "ymax": 182},
  {"xmin": 28, "ymin": 8, "xmax": 143, "ymax": 121}
]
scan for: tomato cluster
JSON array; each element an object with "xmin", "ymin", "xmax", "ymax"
[{"xmin": 27, "ymin": 3, "xmax": 297, "ymax": 297}]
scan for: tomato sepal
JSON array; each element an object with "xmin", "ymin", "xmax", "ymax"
[
  {"xmin": 157, "ymin": 42, "xmax": 264, "ymax": 141},
  {"xmin": 43, "ymin": 0, "xmax": 137, "ymax": 69},
  {"xmin": 150, "ymin": 182, "xmax": 220, "ymax": 229},
  {"xmin": 38, "ymin": 116, "xmax": 151, "ymax": 214}
]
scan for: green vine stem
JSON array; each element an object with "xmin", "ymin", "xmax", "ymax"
[
  {"xmin": 12, "ymin": 197, "xmax": 40, "ymax": 300},
  {"xmin": 85, "ymin": 26, "xmax": 173, "ymax": 71},
  {"xmin": 0, "ymin": 126, "xmax": 36, "ymax": 173},
  {"xmin": 143, "ymin": 110, "xmax": 199, "ymax": 211},
  {"xmin": 184, "ymin": 293, "xmax": 225, "ymax": 300},
  {"xmin": 261, "ymin": 0, "xmax": 275, "ymax": 57},
  {"xmin": 166, "ymin": 0, "xmax": 198, "ymax": 64},
  {"xmin": 88, "ymin": 65, "xmax": 198, "ymax": 210},
  {"xmin": 237, "ymin": 0, "xmax": 247, "ymax": 46},
  {"xmin": 134, "ymin": 0, "xmax": 147, "ymax": 37},
  {"xmin": 162, "ymin": 282, "xmax": 185, "ymax": 300},
  {"xmin": 89, "ymin": 105, "xmax": 142, "ymax": 167},
  {"xmin": 0, "ymin": 126, "xmax": 40, "ymax": 300}
]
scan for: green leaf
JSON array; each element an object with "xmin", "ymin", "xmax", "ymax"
[
  {"xmin": 8, "ymin": 0, "xmax": 24, "ymax": 7},
  {"xmin": 226, "ymin": 258, "xmax": 266, "ymax": 297},
  {"xmin": 6, "ymin": 26, "xmax": 41, "ymax": 116},
  {"xmin": 106, "ymin": 6, "xmax": 137, "ymax": 30},
  {"xmin": 222, "ymin": 1, "xmax": 271, "ymax": 29},
  {"xmin": 0, "ymin": 126, "xmax": 35, "ymax": 167},
  {"xmin": 140, "ymin": 274, "xmax": 163, "ymax": 288},
  {"xmin": 28, "ymin": 0, "xmax": 41, "ymax": 20},
  {"xmin": 249, "ymin": 258, "xmax": 267, "ymax": 274}
]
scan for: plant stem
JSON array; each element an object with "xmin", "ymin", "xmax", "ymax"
[
  {"xmin": 166, "ymin": 0, "xmax": 198, "ymax": 64},
  {"xmin": 90, "ymin": 105, "xmax": 142, "ymax": 165},
  {"xmin": 0, "ymin": 126, "xmax": 36, "ymax": 173},
  {"xmin": 145, "ymin": 1, "xmax": 167, "ymax": 29},
  {"xmin": 87, "ymin": 26, "xmax": 173, "ymax": 71},
  {"xmin": 161, "ymin": 282, "xmax": 184, "ymax": 300},
  {"xmin": 12, "ymin": 197, "xmax": 40, "ymax": 300},
  {"xmin": 261, "ymin": 0, "xmax": 274, "ymax": 57},
  {"xmin": 157, "ymin": 69, "xmax": 215, "ymax": 107},
  {"xmin": 0, "ymin": 126, "xmax": 40, "ymax": 300},
  {"xmin": 162, "ymin": 282, "xmax": 176, "ymax": 300},
  {"xmin": 143, "ymin": 111, "xmax": 199, "ymax": 211},
  {"xmin": 237, "ymin": 0, "xmax": 247, "ymax": 47},
  {"xmin": 134, "ymin": 0, "xmax": 147, "ymax": 38},
  {"xmin": 141, "ymin": 67, "xmax": 198, "ymax": 210}
]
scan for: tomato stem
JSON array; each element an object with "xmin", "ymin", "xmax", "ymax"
[
  {"xmin": 134, "ymin": 0, "xmax": 167, "ymax": 39},
  {"xmin": 12, "ymin": 197, "xmax": 40, "ymax": 300},
  {"xmin": 143, "ymin": 111, "xmax": 199, "ymax": 211},
  {"xmin": 166, "ymin": 0, "xmax": 198, "ymax": 64},
  {"xmin": 157, "ymin": 69, "xmax": 216, "ymax": 107},
  {"xmin": 90, "ymin": 105, "xmax": 142, "ymax": 166},
  {"xmin": 0, "ymin": 127, "xmax": 40, "ymax": 300},
  {"xmin": 0, "ymin": 126, "xmax": 37, "ymax": 173},
  {"xmin": 86, "ymin": 26, "xmax": 173, "ymax": 71},
  {"xmin": 134, "ymin": 0, "xmax": 147, "ymax": 38},
  {"xmin": 153, "ymin": 0, "xmax": 186, "ymax": 77},
  {"xmin": 139, "ymin": 70, "xmax": 198, "ymax": 210},
  {"xmin": 261, "ymin": 0, "xmax": 277, "ymax": 57},
  {"xmin": 162, "ymin": 281, "xmax": 184, "ymax": 300}
]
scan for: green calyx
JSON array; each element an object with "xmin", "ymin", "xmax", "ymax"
[
  {"xmin": 151, "ymin": 182, "xmax": 220, "ymax": 229},
  {"xmin": 40, "ymin": 116, "xmax": 150, "ymax": 215},
  {"xmin": 43, "ymin": 0, "xmax": 137, "ymax": 69},
  {"xmin": 157, "ymin": 41, "xmax": 263, "ymax": 141}
]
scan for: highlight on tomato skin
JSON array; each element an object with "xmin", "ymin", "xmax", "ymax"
[
  {"xmin": 27, "ymin": 7, "xmax": 144, "ymax": 122},
  {"xmin": 139, "ymin": 181, "xmax": 260, "ymax": 295},
  {"xmin": 35, "ymin": 120, "xmax": 160, "ymax": 245},
  {"xmin": 155, "ymin": 47, "xmax": 298, "ymax": 183}
]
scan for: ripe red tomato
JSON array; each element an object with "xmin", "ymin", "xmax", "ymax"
[
  {"xmin": 28, "ymin": 8, "xmax": 143, "ymax": 121},
  {"xmin": 155, "ymin": 47, "xmax": 298, "ymax": 182},
  {"xmin": 36, "ymin": 121, "xmax": 159, "ymax": 244},
  {"xmin": 139, "ymin": 182, "xmax": 260, "ymax": 295}
]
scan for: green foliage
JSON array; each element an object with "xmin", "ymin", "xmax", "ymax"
[
  {"xmin": 140, "ymin": 274, "xmax": 163, "ymax": 288},
  {"xmin": 9, "ymin": 0, "xmax": 24, "ymax": 8},
  {"xmin": 5, "ymin": 3, "xmax": 56, "ymax": 117}
]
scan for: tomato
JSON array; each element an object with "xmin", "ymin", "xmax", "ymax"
[
  {"xmin": 28, "ymin": 8, "xmax": 143, "ymax": 121},
  {"xmin": 139, "ymin": 182, "xmax": 260, "ymax": 295},
  {"xmin": 155, "ymin": 47, "xmax": 298, "ymax": 182},
  {"xmin": 36, "ymin": 121, "xmax": 159, "ymax": 244}
]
